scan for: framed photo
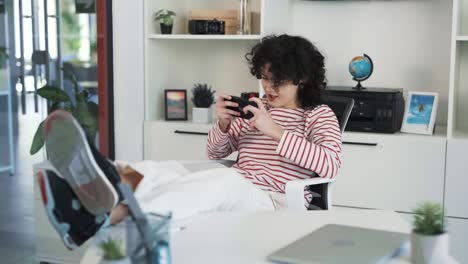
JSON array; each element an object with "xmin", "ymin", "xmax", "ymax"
[
  {"xmin": 164, "ymin": 89, "xmax": 188, "ymax": 121},
  {"xmin": 401, "ymin": 91, "xmax": 438, "ymax": 135}
]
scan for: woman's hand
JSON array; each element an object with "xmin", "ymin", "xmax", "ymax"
[
  {"xmin": 243, "ymin": 97, "xmax": 284, "ymax": 142},
  {"xmin": 215, "ymin": 95, "xmax": 240, "ymax": 133}
]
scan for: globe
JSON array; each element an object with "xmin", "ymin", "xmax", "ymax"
[{"xmin": 348, "ymin": 54, "xmax": 373, "ymax": 89}]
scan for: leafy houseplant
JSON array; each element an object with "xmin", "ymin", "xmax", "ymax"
[
  {"xmin": 191, "ymin": 83, "xmax": 215, "ymax": 123},
  {"xmin": 98, "ymin": 238, "xmax": 130, "ymax": 264},
  {"xmin": 29, "ymin": 69, "xmax": 98, "ymax": 155},
  {"xmin": 411, "ymin": 202, "xmax": 449, "ymax": 264},
  {"xmin": 154, "ymin": 9, "xmax": 176, "ymax": 34}
]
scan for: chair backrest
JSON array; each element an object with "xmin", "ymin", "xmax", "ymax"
[
  {"xmin": 320, "ymin": 95, "xmax": 354, "ymax": 133},
  {"xmin": 308, "ymin": 95, "xmax": 354, "ymax": 210}
]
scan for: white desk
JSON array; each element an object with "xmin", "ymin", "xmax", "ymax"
[{"xmin": 81, "ymin": 209, "xmax": 429, "ymax": 264}]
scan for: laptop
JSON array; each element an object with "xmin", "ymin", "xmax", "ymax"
[{"xmin": 267, "ymin": 224, "xmax": 408, "ymax": 264}]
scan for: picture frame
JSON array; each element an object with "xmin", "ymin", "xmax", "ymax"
[
  {"xmin": 164, "ymin": 89, "xmax": 188, "ymax": 121},
  {"xmin": 400, "ymin": 91, "xmax": 438, "ymax": 135}
]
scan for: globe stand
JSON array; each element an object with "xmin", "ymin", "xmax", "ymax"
[{"xmin": 352, "ymin": 80, "xmax": 366, "ymax": 90}]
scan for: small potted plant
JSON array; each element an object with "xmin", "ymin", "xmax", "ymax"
[
  {"xmin": 191, "ymin": 83, "xmax": 215, "ymax": 123},
  {"xmin": 154, "ymin": 9, "xmax": 176, "ymax": 34},
  {"xmin": 98, "ymin": 238, "xmax": 130, "ymax": 264},
  {"xmin": 411, "ymin": 202, "xmax": 449, "ymax": 264}
]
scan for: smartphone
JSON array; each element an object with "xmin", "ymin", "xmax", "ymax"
[{"xmin": 224, "ymin": 96, "xmax": 258, "ymax": 119}]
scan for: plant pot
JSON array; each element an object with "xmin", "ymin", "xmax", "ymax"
[
  {"xmin": 192, "ymin": 107, "xmax": 212, "ymax": 124},
  {"xmin": 411, "ymin": 232, "xmax": 449, "ymax": 264},
  {"xmin": 160, "ymin": 23, "xmax": 173, "ymax": 34},
  {"xmin": 101, "ymin": 256, "xmax": 131, "ymax": 264}
]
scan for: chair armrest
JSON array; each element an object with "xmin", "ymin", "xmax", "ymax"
[{"xmin": 285, "ymin": 177, "xmax": 334, "ymax": 211}]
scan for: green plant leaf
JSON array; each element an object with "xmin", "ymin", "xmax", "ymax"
[
  {"xmin": 30, "ymin": 121, "xmax": 45, "ymax": 155},
  {"xmin": 75, "ymin": 100, "xmax": 98, "ymax": 138},
  {"xmin": 38, "ymin": 86, "xmax": 71, "ymax": 102}
]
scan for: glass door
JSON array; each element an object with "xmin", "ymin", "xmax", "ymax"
[{"xmin": 12, "ymin": 0, "xmax": 114, "ymax": 158}]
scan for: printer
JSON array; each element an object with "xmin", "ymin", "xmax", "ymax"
[{"xmin": 323, "ymin": 86, "xmax": 405, "ymax": 133}]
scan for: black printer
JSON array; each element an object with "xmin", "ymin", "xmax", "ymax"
[{"xmin": 323, "ymin": 86, "xmax": 405, "ymax": 133}]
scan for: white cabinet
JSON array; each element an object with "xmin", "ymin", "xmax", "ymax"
[
  {"xmin": 333, "ymin": 131, "xmax": 447, "ymax": 213},
  {"xmin": 144, "ymin": 121, "xmax": 238, "ymax": 161}
]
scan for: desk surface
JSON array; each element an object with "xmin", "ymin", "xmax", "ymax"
[{"xmin": 82, "ymin": 209, "xmax": 432, "ymax": 264}]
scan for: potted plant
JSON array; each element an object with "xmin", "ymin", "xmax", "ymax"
[
  {"xmin": 29, "ymin": 68, "xmax": 98, "ymax": 155},
  {"xmin": 411, "ymin": 202, "xmax": 449, "ymax": 264},
  {"xmin": 98, "ymin": 238, "xmax": 130, "ymax": 264},
  {"xmin": 191, "ymin": 83, "xmax": 215, "ymax": 124},
  {"xmin": 154, "ymin": 9, "xmax": 176, "ymax": 34}
]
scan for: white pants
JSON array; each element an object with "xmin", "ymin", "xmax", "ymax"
[{"xmin": 118, "ymin": 161, "xmax": 277, "ymax": 220}]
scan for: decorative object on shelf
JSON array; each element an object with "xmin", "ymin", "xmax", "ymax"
[
  {"xmin": 349, "ymin": 54, "xmax": 373, "ymax": 90},
  {"xmin": 237, "ymin": 0, "xmax": 251, "ymax": 34},
  {"xmin": 411, "ymin": 202, "xmax": 450, "ymax": 264},
  {"xmin": 191, "ymin": 83, "xmax": 215, "ymax": 123},
  {"xmin": 98, "ymin": 238, "xmax": 130, "ymax": 264},
  {"xmin": 165, "ymin": 89, "xmax": 188, "ymax": 121},
  {"xmin": 154, "ymin": 9, "xmax": 176, "ymax": 34},
  {"xmin": 189, "ymin": 10, "xmax": 238, "ymax": 35},
  {"xmin": 188, "ymin": 19, "xmax": 225, "ymax": 35},
  {"xmin": 400, "ymin": 91, "xmax": 438, "ymax": 135},
  {"xmin": 30, "ymin": 69, "xmax": 98, "ymax": 155}
]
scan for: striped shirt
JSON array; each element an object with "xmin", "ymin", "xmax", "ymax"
[{"xmin": 207, "ymin": 104, "xmax": 343, "ymax": 204}]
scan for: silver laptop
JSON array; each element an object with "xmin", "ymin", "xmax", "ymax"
[{"xmin": 267, "ymin": 224, "xmax": 408, "ymax": 264}]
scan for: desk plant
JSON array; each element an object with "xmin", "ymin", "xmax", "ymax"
[
  {"xmin": 154, "ymin": 9, "xmax": 176, "ymax": 34},
  {"xmin": 98, "ymin": 238, "xmax": 130, "ymax": 264},
  {"xmin": 191, "ymin": 83, "xmax": 215, "ymax": 123},
  {"xmin": 30, "ymin": 69, "xmax": 98, "ymax": 155},
  {"xmin": 411, "ymin": 202, "xmax": 449, "ymax": 264}
]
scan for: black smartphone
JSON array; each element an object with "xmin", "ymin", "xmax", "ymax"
[{"xmin": 224, "ymin": 96, "xmax": 258, "ymax": 119}]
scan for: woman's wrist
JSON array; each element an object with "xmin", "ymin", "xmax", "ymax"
[{"xmin": 218, "ymin": 119, "xmax": 231, "ymax": 133}]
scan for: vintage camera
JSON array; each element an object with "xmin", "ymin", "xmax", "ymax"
[{"xmin": 188, "ymin": 19, "xmax": 225, "ymax": 35}]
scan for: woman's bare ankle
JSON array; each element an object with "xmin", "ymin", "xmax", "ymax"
[{"xmin": 110, "ymin": 204, "xmax": 129, "ymax": 225}]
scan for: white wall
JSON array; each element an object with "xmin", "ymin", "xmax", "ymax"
[
  {"xmin": 112, "ymin": 0, "xmax": 144, "ymax": 161},
  {"xmin": 291, "ymin": 0, "xmax": 452, "ymax": 125}
]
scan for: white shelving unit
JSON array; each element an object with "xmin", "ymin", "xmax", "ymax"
[
  {"xmin": 448, "ymin": 0, "xmax": 468, "ymax": 139},
  {"xmin": 143, "ymin": 0, "xmax": 291, "ymax": 122},
  {"xmin": 148, "ymin": 34, "xmax": 262, "ymax": 40}
]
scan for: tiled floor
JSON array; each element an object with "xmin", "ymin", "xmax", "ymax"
[{"xmin": 0, "ymin": 96, "xmax": 44, "ymax": 264}]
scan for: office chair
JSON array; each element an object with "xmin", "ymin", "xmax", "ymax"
[{"xmin": 286, "ymin": 95, "xmax": 354, "ymax": 211}]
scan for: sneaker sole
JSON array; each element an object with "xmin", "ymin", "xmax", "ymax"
[{"xmin": 44, "ymin": 110, "xmax": 118, "ymax": 215}]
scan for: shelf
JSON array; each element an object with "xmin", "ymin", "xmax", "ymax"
[
  {"xmin": 148, "ymin": 34, "xmax": 262, "ymax": 40},
  {"xmin": 456, "ymin": 36, "xmax": 468, "ymax": 41}
]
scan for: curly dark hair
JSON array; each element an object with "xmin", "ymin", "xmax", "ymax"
[{"xmin": 245, "ymin": 34, "xmax": 326, "ymax": 109}]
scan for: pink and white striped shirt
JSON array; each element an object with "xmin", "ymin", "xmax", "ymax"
[{"xmin": 207, "ymin": 103, "xmax": 343, "ymax": 203}]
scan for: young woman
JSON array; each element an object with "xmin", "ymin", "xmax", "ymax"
[
  {"xmin": 43, "ymin": 34, "xmax": 342, "ymax": 225},
  {"xmin": 207, "ymin": 34, "xmax": 342, "ymax": 208}
]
